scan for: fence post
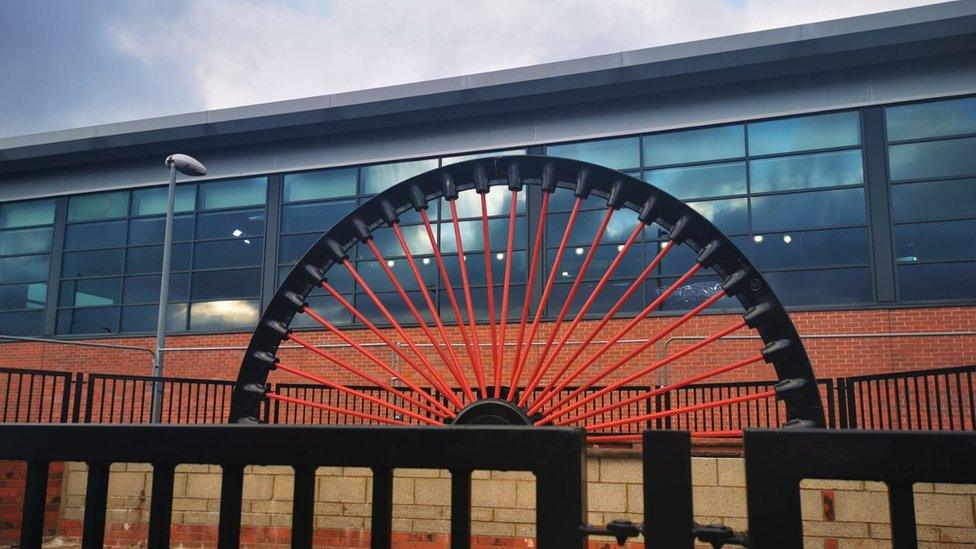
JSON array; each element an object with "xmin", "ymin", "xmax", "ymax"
[
  {"xmin": 83, "ymin": 375, "xmax": 95, "ymax": 423},
  {"xmin": 845, "ymin": 378, "xmax": 858, "ymax": 429},
  {"xmin": 822, "ymin": 379, "xmax": 836, "ymax": 429},
  {"xmin": 837, "ymin": 378, "xmax": 848, "ymax": 429}
]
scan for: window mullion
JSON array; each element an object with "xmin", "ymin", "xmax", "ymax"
[
  {"xmin": 43, "ymin": 197, "xmax": 68, "ymax": 335},
  {"xmin": 862, "ymin": 106, "xmax": 897, "ymax": 303}
]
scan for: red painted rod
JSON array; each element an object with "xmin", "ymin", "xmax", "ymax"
[
  {"xmin": 528, "ymin": 240, "xmax": 675, "ymax": 413},
  {"xmin": 480, "ymin": 193, "xmax": 500, "ymax": 396},
  {"xmin": 520, "ymin": 206, "xmax": 614, "ymax": 406},
  {"xmin": 342, "ymin": 261, "xmax": 474, "ymax": 402},
  {"xmin": 496, "ymin": 190, "xmax": 520, "ymax": 398},
  {"xmin": 506, "ymin": 191, "xmax": 551, "ymax": 401},
  {"xmin": 320, "ymin": 280, "xmax": 462, "ymax": 410},
  {"xmin": 390, "ymin": 221, "xmax": 475, "ymax": 396},
  {"xmin": 449, "ymin": 200, "xmax": 487, "ymax": 397},
  {"xmin": 541, "ymin": 318, "xmax": 748, "ymax": 424},
  {"xmin": 301, "ymin": 305, "xmax": 454, "ymax": 418},
  {"xmin": 557, "ymin": 353, "xmax": 765, "ymax": 425},
  {"xmin": 266, "ymin": 392, "xmax": 408, "ymax": 426},
  {"xmin": 363, "ymin": 240, "xmax": 474, "ymax": 401},
  {"xmin": 417, "ymin": 209, "xmax": 478, "ymax": 399},
  {"xmin": 528, "ymin": 222, "xmax": 643, "ymax": 405},
  {"xmin": 583, "ymin": 389, "xmax": 776, "ymax": 431},
  {"xmin": 273, "ymin": 361, "xmax": 440, "ymax": 425}
]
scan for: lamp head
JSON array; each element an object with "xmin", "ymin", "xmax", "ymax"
[{"xmin": 165, "ymin": 154, "xmax": 207, "ymax": 176}]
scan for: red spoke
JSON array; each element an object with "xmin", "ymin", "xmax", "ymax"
[
  {"xmin": 266, "ymin": 393, "xmax": 408, "ymax": 426},
  {"xmin": 480, "ymin": 193, "xmax": 499, "ymax": 397},
  {"xmin": 540, "ymin": 319, "xmax": 748, "ymax": 424},
  {"xmin": 417, "ymin": 209, "xmax": 478, "ymax": 401},
  {"xmin": 301, "ymin": 304, "xmax": 454, "ymax": 418},
  {"xmin": 449, "ymin": 200, "xmax": 487, "ymax": 397},
  {"xmin": 506, "ymin": 191, "xmax": 551, "ymax": 401},
  {"xmin": 581, "ymin": 389, "xmax": 775, "ymax": 432},
  {"xmin": 497, "ymin": 190, "xmax": 519, "ymax": 398},
  {"xmin": 321, "ymin": 280, "xmax": 462, "ymax": 409},
  {"xmin": 528, "ymin": 242, "xmax": 686, "ymax": 414},
  {"xmin": 274, "ymin": 361, "xmax": 441, "ymax": 425},
  {"xmin": 527, "ymin": 222, "xmax": 643, "ymax": 408},
  {"xmin": 285, "ymin": 331, "xmax": 446, "ymax": 422},
  {"xmin": 520, "ymin": 207, "xmax": 614, "ymax": 405},
  {"xmin": 587, "ymin": 430, "xmax": 744, "ymax": 443},
  {"xmin": 342, "ymin": 261, "xmax": 475, "ymax": 402},
  {"xmin": 364, "ymin": 240, "xmax": 473, "ymax": 399},
  {"xmin": 555, "ymin": 353, "xmax": 764, "ymax": 425}
]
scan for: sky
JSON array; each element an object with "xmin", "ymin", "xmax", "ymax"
[{"xmin": 0, "ymin": 0, "xmax": 950, "ymax": 139}]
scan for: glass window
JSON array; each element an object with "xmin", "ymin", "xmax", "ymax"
[
  {"xmin": 67, "ymin": 191, "xmax": 129, "ymax": 222},
  {"xmin": 57, "ymin": 307, "xmax": 120, "ymax": 334},
  {"xmin": 894, "ymin": 220, "xmax": 976, "ymax": 264},
  {"xmin": 551, "ymin": 279, "xmax": 643, "ymax": 316},
  {"xmin": 279, "ymin": 233, "xmax": 321, "ymax": 264},
  {"xmin": 645, "ymin": 162, "xmax": 746, "ymax": 200},
  {"xmin": 125, "ymin": 244, "xmax": 191, "ymax": 274},
  {"xmin": 442, "ymin": 251, "xmax": 528, "ymax": 287},
  {"xmin": 547, "ymin": 208, "xmax": 639, "ymax": 246},
  {"xmin": 0, "ymin": 200, "xmax": 55, "ymax": 228},
  {"xmin": 687, "ymin": 198, "xmax": 749, "ymax": 234},
  {"xmin": 200, "ymin": 177, "xmax": 267, "ymax": 210},
  {"xmin": 752, "ymin": 228, "xmax": 870, "ymax": 270},
  {"xmin": 127, "ymin": 216, "xmax": 194, "ymax": 245},
  {"xmin": 130, "ymin": 185, "xmax": 196, "ymax": 216},
  {"xmin": 886, "ymin": 97, "xmax": 976, "ymax": 141},
  {"xmin": 547, "ymin": 137, "xmax": 639, "ymax": 170},
  {"xmin": 652, "ymin": 276, "xmax": 739, "ymax": 311},
  {"xmin": 0, "ymin": 254, "xmax": 50, "ymax": 282},
  {"xmin": 358, "ymin": 258, "xmax": 437, "ymax": 293},
  {"xmin": 748, "ymin": 112, "xmax": 860, "ymax": 155},
  {"xmin": 188, "ymin": 299, "xmax": 260, "ymax": 331},
  {"xmin": 283, "ymin": 168, "xmax": 357, "ymax": 202},
  {"xmin": 443, "ymin": 188, "xmax": 526, "ymax": 218},
  {"xmin": 0, "ymin": 310, "xmax": 44, "ymax": 336},
  {"xmin": 548, "ymin": 244, "xmax": 642, "ymax": 282},
  {"xmin": 64, "ymin": 221, "xmax": 127, "ymax": 250},
  {"xmin": 643, "ymin": 125, "xmax": 744, "ymax": 167},
  {"xmin": 751, "ymin": 188, "xmax": 865, "ymax": 232},
  {"xmin": 890, "ymin": 179, "xmax": 976, "ymax": 223},
  {"xmin": 897, "ymin": 262, "xmax": 976, "ymax": 302},
  {"xmin": 123, "ymin": 273, "xmax": 190, "ymax": 304},
  {"xmin": 889, "ymin": 137, "xmax": 976, "ymax": 181},
  {"xmin": 190, "ymin": 268, "xmax": 261, "ymax": 301},
  {"xmin": 361, "ymin": 159, "xmax": 438, "ymax": 195},
  {"xmin": 750, "ymin": 150, "xmax": 863, "ymax": 193},
  {"xmin": 59, "ymin": 278, "xmax": 120, "ymax": 307},
  {"xmin": 441, "ymin": 149, "xmax": 526, "ymax": 165},
  {"xmin": 293, "ymin": 296, "xmax": 352, "ymax": 327},
  {"xmin": 193, "ymin": 238, "xmax": 264, "ymax": 269},
  {"xmin": 121, "ymin": 303, "xmax": 187, "ymax": 332},
  {"xmin": 0, "ymin": 282, "xmax": 46, "ymax": 310},
  {"xmin": 61, "ymin": 249, "xmax": 122, "ymax": 279},
  {"xmin": 367, "ymin": 223, "xmax": 435, "ymax": 258},
  {"xmin": 440, "ymin": 286, "xmax": 526, "ymax": 321},
  {"xmin": 764, "ymin": 268, "xmax": 873, "ymax": 306},
  {"xmin": 280, "ymin": 200, "xmax": 355, "ymax": 233},
  {"xmin": 195, "ymin": 209, "xmax": 265, "ymax": 240},
  {"xmin": 0, "ymin": 227, "xmax": 53, "ymax": 256}
]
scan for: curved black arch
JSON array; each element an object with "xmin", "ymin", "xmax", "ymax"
[{"xmin": 230, "ymin": 155, "xmax": 824, "ymax": 428}]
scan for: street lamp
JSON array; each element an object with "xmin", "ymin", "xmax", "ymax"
[{"xmin": 152, "ymin": 154, "xmax": 207, "ymax": 422}]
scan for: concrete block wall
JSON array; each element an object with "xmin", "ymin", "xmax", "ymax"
[{"xmin": 37, "ymin": 453, "xmax": 976, "ymax": 548}]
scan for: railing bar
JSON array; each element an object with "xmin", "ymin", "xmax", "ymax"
[
  {"xmin": 15, "ymin": 372, "xmax": 24, "ymax": 422},
  {"xmin": 20, "ymin": 460, "xmax": 49, "ymax": 548},
  {"xmin": 934, "ymin": 376, "xmax": 944, "ymax": 430},
  {"xmin": 147, "ymin": 463, "xmax": 175, "ymax": 549},
  {"xmin": 888, "ymin": 481, "xmax": 919, "ymax": 549},
  {"xmin": 371, "ymin": 467, "xmax": 393, "ymax": 549},
  {"xmin": 450, "ymin": 468, "xmax": 472, "ymax": 549},
  {"xmin": 217, "ymin": 464, "xmax": 244, "ymax": 548},
  {"xmin": 81, "ymin": 462, "xmax": 110, "ymax": 549},
  {"xmin": 291, "ymin": 465, "xmax": 315, "ymax": 549},
  {"xmin": 968, "ymin": 371, "xmax": 975, "ymax": 430},
  {"xmin": 944, "ymin": 374, "xmax": 955, "ymax": 430}
]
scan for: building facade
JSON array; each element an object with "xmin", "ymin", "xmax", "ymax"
[{"xmin": 1, "ymin": 2, "xmax": 975, "ymax": 384}]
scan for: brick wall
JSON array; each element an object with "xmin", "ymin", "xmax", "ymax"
[{"xmin": 29, "ymin": 453, "xmax": 976, "ymax": 548}]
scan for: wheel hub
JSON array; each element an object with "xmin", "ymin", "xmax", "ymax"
[{"xmin": 452, "ymin": 398, "xmax": 535, "ymax": 426}]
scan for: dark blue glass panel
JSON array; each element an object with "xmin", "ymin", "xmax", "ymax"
[
  {"xmin": 292, "ymin": 295, "xmax": 352, "ymax": 327},
  {"xmin": 547, "ymin": 137, "xmax": 640, "ymax": 170},
  {"xmin": 442, "ymin": 250, "xmax": 527, "ymax": 287},
  {"xmin": 283, "ymin": 168, "xmax": 357, "ymax": 202},
  {"xmin": 62, "ymin": 249, "xmax": 123, "ymax": 278},
  {"xmin": 643, "ymin": 125, "xmax": 744, "ymax": 167},
  {"xmin": 59, "ymin": 278, "xmax": 120, "ymax": 307},
  {"xmin": 188, "ymin": 299, "xmax": 260, "ymax": 330},
  {"xmin": 547, "ymin": 244, "xmax": 642, "ymax": 282},
  {"xmin": 0, "ymin": 310, "xmax": 44, "ymax": 335},
  {"xmin": 752, "ymin": 228, "xmax": 870, "ymax": 270},
  {"xmin": 195, "ymin": 209, "xmax": 266, "ymax": 240},
  {"xmin": 439, "ymin": 285, "xmax": 526, "ymax": 322},
  {"xmin": 751, "ymin": 188, "xmax": 865, "ymax": 232},
  {"xmin": 279, "ymin": 233, "xmax": 320, "ymax": 264},
  {"xmin": 886, "ymin": 97, "xmax": 976, "ymax": 141},
  {"xmin": 763, "ymin": 268, "xmax": 873, "ymax": 305},
  {"xmin": 131, "ymin": 185, "xmax": 195, "ymax": 216},
  {"xmin": 645, "ymin": 162, "xmax": 746, "ymax": 200},
  {"xmin": 549, "ymin": 279, "xmax": 643, "ymax": 317},
  {"xmin": 548, "ymin": 189, "xmax": 608, "ymax": 212},
  {"xmin": 894, "ymin": 220, "xmax": 976, "ymax": 264},
  {"xmin": 0, "ymin": 227, "xmax": 53, "ymax": 256},
  {"xmin": 748, "ymin": 112, "xmax": 859, "ymax": 155},
  {"xmin": 0, "ymin": 199, "xmax": 55, "ymax": 229},
  {"xmin": 358, "ymin": 257, "xmax": 437, "ymax": 293},
  {"xmin": 687, "ymin": 198, "xmax": 748, "ymax": 234},
  {"xmin": 200, "ymin": 178, "xmax": 267, "ymax": 210},
  {"xmin": 57, "ymin": 307, "xmax": 120, "ymax": 334},
  {"xmin": 125, "ymin": 244, "xmax": 191, "ymax": 274},
  {"xmin": 191, "ymin": 268, "xmax": 261, "ymax": 301},
  {"xmin": 441, "ymin": 188, "xmax": 526, "ymax": 218},
  {"xmin": 650, "ymin": 276, "xmax": 739, "ymax": 311},
  {"xmin": 898, "ymin": 262, "xmax": 976, "ymax": 302},
  {"xmin": 889, "ymin": 137, "xmax": 976, "ymax": 181},
  {"xmin": 356, "ymin": 290, "xmax": 433, "ymax": 325},
  {"xmin": 127, "ymin": 215, "xmax": 193, "ymax": 245},
  {"xmin": 441, "ymin": 218, "xmax": 527, "ymax": 254},
  {"xmin": 121, "ymin": 303, "xmax": 188, "ymax": 332},
  {"xmin": 361, "ymin": 159, "xmax": 438, "ymax": 195},
  {"xmin": 67, "ymin": 191, "xmax": 129, "ymax": 222},
  {"xmin": 64, "ymin": 221, "xmax": 126, "ymax": 250},
  {"xmin": 0, "ymin": 282, "xmax": 46, "ymax": 310},
  {"xmin": 193, "ymin": 238, "xmax": 264, "ymax": 269},
  {"xmin": 890, "ymin": 179, "xmax": 976, "ymax": 223},
  {"xmin": 281, "ymin": 200, "xmax": 356, "ymax": 233},
  {"xmin": 0, "ymin": 255, "xmax": 50, "ymax": 283},
  {"xmin": 123, "ymin": 273, "xmax": 190, "ymax": 304},
  {"xmin": 366, "ymin": 223, "xmax": 435, "ymax": 259},
  {"xmin": 750, "ymin": 150, "xmax": 863, "ymax": 193},
  {"xmin": 547, "ymin": 208, "xmax": 639, "ymax": 246}
]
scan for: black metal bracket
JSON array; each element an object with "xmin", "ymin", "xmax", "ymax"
[
  {"xmin": 694, "ymin": 522, "xmax": 751, "ymax": 548},
  {"xmin": 580, "ymin": 519, "xmax": 643, "ymax": 546}
]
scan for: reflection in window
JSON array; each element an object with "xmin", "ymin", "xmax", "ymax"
[
  {"xmin": 886, "ymin": 96, "xmax": 976, "ymax": 141},
  {"xmin": 200, "ymin": 178, "xmax": 267, "ymax": 210},
  {"xmin": 68, "ymin": 191, "xmax": 129, "ymax": 222},
  {"xmin": 645, "ymin": 162, "xmax": 746, "ymax": 200},
  {"xmin": 0, "ymin": 199, "xmax": 55, "ymax": 229},
  {"xmin": 750, "ymin": 150, "xmax": 863, "ymax": 193},
  {"xmin": 894, "ymin": 220, "xmax": 976, "ymax": 264},
  {"xmin": 131, "ymin": 185, "xmax": 195, "ymax": 216},
  {"xmin": 687, "ymin": 198, "xmax": 749, "ymax": 235},
  {"xmin": 752, "ymin": 228, "xmax": 870, "ymax": 270},
  {"xmin": 763, "ymin": 268, "xmax": 873, "ymax": 306},
  {"xmin": 748, "ymin": 111, "xmax": 860, "ymax": 155},
  {"xmin": 890, "ymin": 179, "xmax": 976, "ymax": 223},
  {"xmin": 897, "ymin": 263, "xmax": 976, "ymax": 302},
  {"xmin": 751, "ymin": 188, "xmax": 865, "ymax": 232},
  {"xmin": 547, "ymin": 137, "xmax": 639, "ymax": 170},
  {"xmin": 361, "ymin": 159, "xmax": 438, "ymax": 195},
  {"xmin": 189, "ymin": 300, "xmax": 260, "ymax": 330},
  {"xmin": 284, "ymin": 168, "xmax": 357, "ymax": 202},
  {"xmin": 888, "ymin": 137, "xmax": 976, "ymax": 182},
  {"xmin": 643, "ymin": 125, "xmax": 744, "ymax": 167}
]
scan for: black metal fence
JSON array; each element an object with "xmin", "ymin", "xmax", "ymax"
[{"xmin": 1, "ymin": 364, "xmax": 974, "ymax": 432}]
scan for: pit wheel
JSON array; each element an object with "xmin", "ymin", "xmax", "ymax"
[{"xmin": 230, "ymin": 156, "xmax": 824, "ymax": 441}]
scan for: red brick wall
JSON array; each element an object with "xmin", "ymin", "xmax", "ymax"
[{"xmin": 0, "ymin": 461, "xmax": 62, "ymax": 546}]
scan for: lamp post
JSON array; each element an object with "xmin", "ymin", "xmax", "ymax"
[{"xmin": 152, "ymin": 154, "xmax": 207, "ymax": 423}]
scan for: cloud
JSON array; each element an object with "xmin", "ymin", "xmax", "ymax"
[{"xmin": 0, "ymin": 0, "xmax": 948, "ymax": 138}]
